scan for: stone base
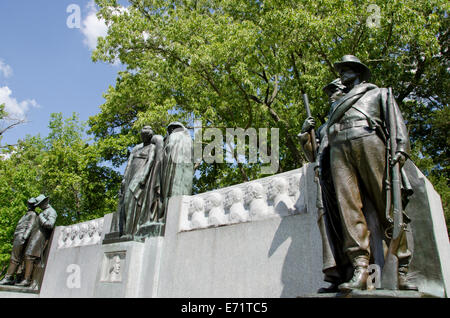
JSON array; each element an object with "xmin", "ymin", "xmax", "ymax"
[
  {"xmin": 0, "ymin": 284, "xmax": 39, "ymax": 294},
  {"xmin": 102, "ymin": 232, "xmax": 134, "ymax": 245},
  {"xmin": 300, "ymin": 289, "xmax": 438, "ymax": 298},
  {"xmin": 103, "ymin": 223, "xmax": 164, "ymax": 244},
  {"xmin": 94, "ymin": 240, "xmax": 146, "ymax": 298},
  {"xmin": 134, "ymin": 222, "xmax": 164, "ymax": 241}
]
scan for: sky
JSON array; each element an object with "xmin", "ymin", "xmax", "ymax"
[{"xmin": 0, "ymin": 0, "xmax": 122, "ymax": 147}]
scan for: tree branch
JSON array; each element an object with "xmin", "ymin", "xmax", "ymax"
[{"xmin": 0, "ymin": 119, "xmax": 26, "ymax": 136}]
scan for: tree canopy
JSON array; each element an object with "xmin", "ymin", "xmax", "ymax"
[
  {"xmin": 89, "ymin": 0, "xmax": 448, "ymax": 186},
  {"xmin": 88, "ymin": 0, "xmax": 449, "ymax": 230}
]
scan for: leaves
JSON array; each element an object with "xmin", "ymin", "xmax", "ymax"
[
  {"xmin": 89, "ymin": 0, "xmax": 448, "ymax": 188},
  {"xmin": 87, "ymin": 0, "xmax": 449, "ymax": 234}
]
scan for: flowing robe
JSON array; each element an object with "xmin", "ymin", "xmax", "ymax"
[
  {"xmin": 161, "ymin": 125, "xmax": 194, "ymax": 221},
  {"xmin": 117, "ymin": 142, "xmax": 157, "ymax": 236}
]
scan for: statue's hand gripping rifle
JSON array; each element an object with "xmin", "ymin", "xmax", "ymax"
[{"xmin": 302, "ymin": 94, "xmax": 318, "ymax": 162}]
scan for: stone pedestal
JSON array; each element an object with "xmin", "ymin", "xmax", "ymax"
[
  {"xmin": 93, "ymin": 241, "xmax": 146, "ymax": 298},
  {"xmin": 1, "ymin": 164, "xmax": 448, "ymax": 298},
  {"xmin": 300, "ymin": 289, "xmax": 437, "ymax": 298},
  {"xmin": 103, "ymin": 224, "xmax": 164, "ymax": 244}
]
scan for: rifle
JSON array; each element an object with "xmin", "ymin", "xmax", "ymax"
[
  {"xmin": 302, "ymin": 94, "xmax": 318, "ymax": 162},
  {"xmin": 381, "ymin": 88, "xmax": 406, "ymax": 290}
]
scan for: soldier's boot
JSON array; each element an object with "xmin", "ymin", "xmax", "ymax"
[
  {"xmin": 318, "ymin": 282, "xmax": 340, "ymax": 293},
  {"xmin": 0, "ymin": 261, "xmax": 19, "ymax": 285},
  {"xmin": 15, "ymin": 259, "xmax": 34, "ymax": 287},
  {"xmin": 338, "ymin": 256, "xmax": 369, "ymax": 292},
  {"xmin": 398, "ymin": 266, "xmax": 418, "ymax": 291}
]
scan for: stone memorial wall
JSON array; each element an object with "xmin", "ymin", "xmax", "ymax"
[{"xmin": 1, "ymin": 163, "xmax": 448, "ymax": 298}]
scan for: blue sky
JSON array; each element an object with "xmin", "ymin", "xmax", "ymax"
[{"xmin": 0, "ymin": 0, "xmax": 121, "ymax": 146}]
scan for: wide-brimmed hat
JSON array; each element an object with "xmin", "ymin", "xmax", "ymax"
[
  {"xmin": 167, "ymin": 122, "xmax": 186, "ymax": 134},
  {"xmin": 141, "ymin": 125, "xmax": 153, "ymax": 132},
  {"xmin": 334, "ymin": 55, "xmax": 371, "ymax": 82},
  {"xmin": 167, "ymin": 122, "xmax": 185, "ymax": 129},
  {"xmin": 34, "ymin": 194, "xmax": 49, "ymax": 207},
  {"xmin": 27, "ymin": 197, "xmax": 38, "ymax": 206},
  {"xmin": 322, "ymin": 78, "xmax": 346, "ymax": 96}
]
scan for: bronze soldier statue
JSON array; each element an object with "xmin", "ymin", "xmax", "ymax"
[
  {"xmin": 20, "ymin": 194, "xmax": 57, "ymax": 287},
  {"xmin": 0, "ymin": 195, "xmax": 57, "ymax": 287},
  {"xmin": 321, "ymin": 55, "xmax": 416, "ymax": 291},
  {"xmin": 0, "ymin": 197, "xmax": 38, "ymax": 286},
  {"xmin": 299, "ymin": 79, "xmax": 353, "ymax": 293}
]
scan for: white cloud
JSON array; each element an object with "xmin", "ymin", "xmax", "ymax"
[
  {"xmin": 0, "ymin": 86, "xmax": 38, "ymax": 120},
  {"xmin": 80, "ymin": 1, "xmax": 108, "ymax": 50},
  {"xmin": 0, "ymin": 60, "xmax": 13, "ymax": 78}
]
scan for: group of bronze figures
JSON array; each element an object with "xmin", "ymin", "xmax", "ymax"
[
  {"xmin": 1, "ymin": 54, "xmax": 421, "ymax": 293},
  {"xmin": 0, "ymin": 195, "xmax": 57, "ymax": 287},
  {"xmin": 105, "ymin": 121, "xmax": 193, "ymax": 242}
]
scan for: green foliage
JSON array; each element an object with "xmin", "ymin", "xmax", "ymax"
[
  {"xmin": 0, "ymin": 113, "xmax": 121, "ymax": 269},
  {"xmin": 0, "ymin": 104, "xmax": 5, "ymax": 120},
  {"xmin": 89, "ymin": 0, "xmax": 449, "ymax": 190},
  {"xmin": 89, "ymin": 0, "xmax": 449, "ymax": 233},
  {"xmin": 410, "ymin": 142, "xmax": 450, "ymax": 235}
]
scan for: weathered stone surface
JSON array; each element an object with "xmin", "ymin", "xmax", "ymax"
[
  {"xmin": 300, "ymin": 290, "xmax": 437, "ymax": 298},
  {"xmin": 1, "ymin": 163, "xmax": 448, "ymax": 298}
]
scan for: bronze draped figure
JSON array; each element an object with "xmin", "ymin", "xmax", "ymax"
[{"xmin": 105, "ymin": 122, "xmax": 193, "ymax": 242}]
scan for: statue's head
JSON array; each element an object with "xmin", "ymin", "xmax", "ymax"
[
  {"xmin": 190, "ymin": 197, "xmax": 204, "ymax": 215},
  {"xmin": 151, "ymin": 134, "xmax": 164, "ymax": 148},
  {"xmin": 79, "ymin": 223, "xmax": 89, "ymax": 240},
  {"xmin": 141, "ymin": 126, "xmax": 154, "ymax": 143},
  {"xmin": 27, "ymin": 197, "xmax": 37, "ymax": 211},
  {"xmin": 35, "ymin": 194, "xmax": 49, "ymax": 210},
  {"xmin": 110, "ymin": 255, "xmax": 121, "ymax": 274},
  {"xmin": 228, "ymin": 188, "xmax": 244, "ymax": 204},
  {"xmin": 62, "ymin": 227, "xmax": 71, "ymax": 242},
  {"xmin": 208, "ymin": 193, "xmax": 223, "ymax": 208},
  {"xmin": 334, "ymin": 55, "xmax": 371, "ymax": 86},
  {"xmin": 247, "ymin": 182, "xmax": 265, "ymax": 200},
  {"xmin": 323, "ymin": 78, "xmax": 346, "ymax": 103},
  {"xmin": 88, "ymin": 221, "xmax": 97, "ymax": 237},
  {"xmin": 70, "ymin": 226, "xmax": 79, "ymax": 240},
  {"xmin": 270, "ymin": 177, "xmax": 288, "ymax": 197},
  {"xmin": 167, "ymin": 122, "xmax": 185, "ymax": 135}
]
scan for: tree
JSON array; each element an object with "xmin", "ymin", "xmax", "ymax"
[
  {"xmin": 0, "ymin": 113, "xmax": 121, "ymax": 270},
  {"xmin": 40, "ymin": 113, "xmax": 121, "ymax": 224}
]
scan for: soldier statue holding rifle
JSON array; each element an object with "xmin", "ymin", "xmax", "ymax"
[{"xmin": 302, "ymin": 55, "xmax": 417, "ymax": 292}]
